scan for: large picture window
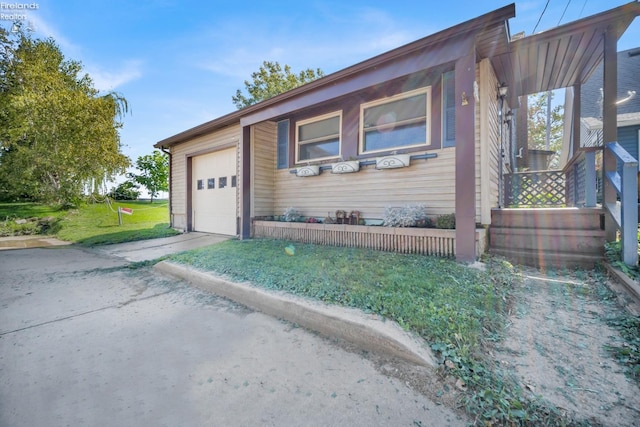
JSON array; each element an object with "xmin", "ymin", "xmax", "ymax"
[
  {"xmin": 296, "ymin": 112, "xmax": 341, "ymax": 163},
  {"xmin": 360, "ymin": 87, "xmax": 430, "ymax": 154}
]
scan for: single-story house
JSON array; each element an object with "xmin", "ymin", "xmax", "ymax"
[{"xmin": 156, "ymin": 2, "xmax": 640, "ymax": 264}]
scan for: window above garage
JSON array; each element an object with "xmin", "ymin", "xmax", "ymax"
[
  {"xmin": 295, "ymin": 111, "xmax": 342, "ymax": 163},
  {"xmin": 359, "ymin": 87, "xmax": 430, "ymax": 154}
]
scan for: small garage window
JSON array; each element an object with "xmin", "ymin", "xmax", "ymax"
[
  {"xmin": 231, "ymin": 175, "xmax": 237, "ymax": 187},
  {"xmin": 219, "ymin": 176, "xmax": 227, "ymax": 188},
  {"xmin": 207, "ymin": 178, "xmax": 215, "ymax": 189},
  {"xmin": 197, "ymin": 179, "xmax": 204, "ymax": 190}
]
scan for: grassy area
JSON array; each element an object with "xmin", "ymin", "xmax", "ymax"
[
  {"xmin": 0, "ymin": 199, "xmax": 179, "ymax": 244},
  {"xmin": 56, "ymin": 199, "xmax": 179, "ymax": 245},
  {"xmin": 169, "ymin": 239, "xmax": 568, "ymax": 425},
  {"xmin": 604, "ymin": 226, "xmax": 640, "ymax": 282},
  {"xmin": 0, "ymin": 202, "xmax": 66, "ymax": 219},
  {"xmin": 0, "ymin": 202, "xmax": 67, "ymax": 236}
]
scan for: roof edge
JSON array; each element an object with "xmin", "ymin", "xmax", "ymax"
[{"xmin": 155, "ymin": 4, "xmax": 515, "ymax": 149}]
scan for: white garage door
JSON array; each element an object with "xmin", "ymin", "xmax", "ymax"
[{"xmin": 192, "ymin": 148, "xmax": 237, "ymax": 235}]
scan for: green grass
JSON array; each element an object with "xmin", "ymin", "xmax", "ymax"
[
  {"xmin": 0, "ymin": 199, "xmax": 179, "ymax": 244},
  {"xmin": 0, "ymin": 202, "xmax": 67, "ymax": 219},
  {"xmin": 169, "ymin": 239, "xmax": 571, "ymax": 425},
  {"xmin": 56, "ymin": 199, "xmax": 179, "ymax": 245},
  {"xmin": 0, "ymin": 202, "xmax": 67, "ymax": 236}
]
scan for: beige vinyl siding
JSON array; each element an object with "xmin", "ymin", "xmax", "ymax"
[
  {"xmin": 475, "ymin": 64, "xmax": 482, "ymax": 223},
  {"xmin": 251, "ymin": 121, "xmax": 276, "ymax": 217},
  {"xmin": 479, "ymin": 59, "xmax": 501, "ymax": 225},
  {"xmin": 169, "ymin": 124, "xmax": 241, "ymax": 230},
  {"xmin": 273, "ymin": 150, "xmax": 455, "ymax": 220}
]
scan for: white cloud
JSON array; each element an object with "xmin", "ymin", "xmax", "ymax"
[
  {"xmin": 192, "ymin": 6, "xmax": 421, "ymax": 84},
  {"xmin": 85, "ymin": 60, "xmax": 144, "ymax": 92},
  {"xmin": 27, "ymin": 15, "xmax": 79, "ymax": 54}
]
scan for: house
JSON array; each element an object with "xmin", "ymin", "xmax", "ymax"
[{"xmin": 155, "ymin": 3, "xmax": 640, "ymax": 265}]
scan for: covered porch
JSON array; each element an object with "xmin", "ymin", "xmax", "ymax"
[{"xmin": 489, "ymin": 2, "xmax": 640, "ymax": 268}]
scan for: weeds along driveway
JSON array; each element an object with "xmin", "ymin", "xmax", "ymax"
[{"xmin": 0, "ymin": 246, "xmax": 467, "ymax": 427}]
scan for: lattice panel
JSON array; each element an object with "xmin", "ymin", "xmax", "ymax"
[{"xmin": 504, "ymin": 171, "xmax": 566, "ymax": 207}]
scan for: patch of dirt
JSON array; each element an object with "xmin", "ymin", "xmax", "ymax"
[{"xmin": 494, "ymin": 268, "xmax": 640, "ymax": 426}]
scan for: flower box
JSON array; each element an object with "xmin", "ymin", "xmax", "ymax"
[
  {"xmin": 331, "ymin": 160, "xmax": 360, "ymax": 174},
  {"xmin": 296, "ymin": 165, "xmax": 320, "ymax": 177},
  {"xmin": 375, "ymin": 154, "xmax": 411, "ymax": 169}
]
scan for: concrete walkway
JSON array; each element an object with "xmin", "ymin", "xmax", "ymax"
[{"xmin": 93, "ymin": 232, "xmax": 230, "ymax": 262}]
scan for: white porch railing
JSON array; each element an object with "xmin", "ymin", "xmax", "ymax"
[{"xmin": 604, "ymin": 141, "xmax": 638, "ymax": 266}]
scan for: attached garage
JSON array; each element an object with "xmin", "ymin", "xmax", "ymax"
[{"xmin": 191, "ymin": 147, "xmax": 238, "ymax": 235}]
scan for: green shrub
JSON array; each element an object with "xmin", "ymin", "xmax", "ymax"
[
  {"xmin": 435, "ymin": 213, "xmax": 456, "ymax": 229},
  {"xmin": 108, "ymin": 181, "xmax": 140, "ymax": 201}
]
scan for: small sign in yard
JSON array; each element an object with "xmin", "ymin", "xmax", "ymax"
[{"xmin": 117, "ymin": 207, "xmax": 133, "ymax": 225}]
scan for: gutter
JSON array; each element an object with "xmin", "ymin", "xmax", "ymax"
[{"xmin": 160, "ymin": 147, "xmax": 173, "ymax": 228}]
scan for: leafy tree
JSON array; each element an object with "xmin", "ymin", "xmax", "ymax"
[
  {"xmin": 232, "ymin": 60, "xmax": 324, "ymax": 109},
  {"xmin": 108, "ymin": 180, "xmax": 140, "ymax": 201},
  {"xmin": 527, "ymin": 91, "xmax": 564, "ymax": 168},
  {"xmin": 128, "ymin": 150, "xmax": 168, "ymax": 203},
  {"xmin": 0, "ymin": 28, "xmax": 130, "ymax": 205}
]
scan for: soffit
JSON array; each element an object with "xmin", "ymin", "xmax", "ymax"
[{"xmin": 492, "ymin": 1, "xmax": 640, "ymax": 104}]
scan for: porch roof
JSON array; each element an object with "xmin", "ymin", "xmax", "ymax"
[{"xmin": 492, "ymin": 1, "xmax": 640, "ymax": 105}]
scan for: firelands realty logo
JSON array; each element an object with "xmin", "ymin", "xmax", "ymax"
[{"xmin": 1, "ymin": 3, "xmax": 39, "ymax": 32}]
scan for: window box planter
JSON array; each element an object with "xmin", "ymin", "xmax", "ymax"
[
  {"xmin": 331, "ymin": 160, "xmax": 360, "ymax": 174},
  {"xmin": 375, "ymin": 154, "xmax": 411, "ymax": 169},
  {"xmin": 296, "ymin": 165, "xmax": 320, "ymax": 177}
]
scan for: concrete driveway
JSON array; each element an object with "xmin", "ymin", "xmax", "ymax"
[{"xmin": 0, "ymin": 237, "xmax": 466, "ymax": 426}]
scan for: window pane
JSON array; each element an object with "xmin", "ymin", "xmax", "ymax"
[
  {"xmin": 299, "ymin": 138, "xmax": 340, "ymax": 161},
  {"xmin": 443, "ymin": 71, "xmax": 456, "ymax": 147},
  {"xmin": 207, "ymin": 178, "xmax": 215, "ymax": 189},
  {"xmin": 277, "ymin": 120, "xmax": 289, "ymax": 169},
  {"xmin": 197, "ymin": 179, "xmax": 204, "ymax": 190},
  {"xmin": 219, "ymin": 177, "xmax": 227, "ymax": 188},
  {"xmin": 364, "ymin": 122, "xmax": 426, "ymax": 152},
  {"xmin": 364, "ymin": 94, "xmax": 426, "ymax": 129},
  {"xmin": 299, "ymin": 116, "xmax": 340, "ymax": 142}
]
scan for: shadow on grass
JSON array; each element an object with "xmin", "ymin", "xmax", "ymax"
[{"xmin": 74, "ymin": 223, "xmax": 180, "ymax": 246}]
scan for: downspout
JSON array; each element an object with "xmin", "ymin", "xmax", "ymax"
[{"xmin": 160, "ymin": 147, "xmax": 173, "ymax": 229}]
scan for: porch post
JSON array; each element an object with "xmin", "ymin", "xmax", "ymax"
[
  {"xmin": 571, "ymin": 83, "xmax": 581, "ymax": 156},
  {"xmin": 455, "ymin": 49, "xmax": 477, "ymax": 262},
  {"xmin": 240, "ymin": 125, "xmax": 252, "ymax": 239},
  {"xmin": 602, "ymin": 28, "xmax": 618, "ymax": 241}
]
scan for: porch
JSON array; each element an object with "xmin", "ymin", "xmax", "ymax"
[{"xmin": 491, "ymin": 142, "xmax": 638, "ymax": 269}]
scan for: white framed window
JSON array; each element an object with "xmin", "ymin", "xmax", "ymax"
[
  {"xmin": 359, "ymin": 87, "xmax": 431, "ymax": 154},
  {"xmin": 295, "ymin": 111, "xmax": 342, "ymax": 163}
]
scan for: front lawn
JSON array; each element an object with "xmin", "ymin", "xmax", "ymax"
[
  {"xmin": 57, "ymin": 199, "xmax": 179, "ymax": 245},
  {"xmin": 169, "ymin": 239, "xmax": 562, "ymax": 425},
  {"xmin": 0, "ymin": 199, "xmax": 179, "ymax": 244}
]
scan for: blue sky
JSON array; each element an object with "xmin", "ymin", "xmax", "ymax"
[{"xmin": 1, "ymin": 0, "xmax": 639, "ymax": 167}]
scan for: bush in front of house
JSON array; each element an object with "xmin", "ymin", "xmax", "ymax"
[
  {"xmin": 282, "ymin": 207, "xmax": 302, "ymax": 222},
  {"xmin": 383, "ymin": 204, "xmax": 430, "ymax": 227},
  {"xmin": 435, "ymin": 213, "xmax": 456, "ymax": 229}
]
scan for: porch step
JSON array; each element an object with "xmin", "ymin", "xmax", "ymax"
[{"xmin": 490, "ymin": 208, "xmax": 606, "ymax": 269}]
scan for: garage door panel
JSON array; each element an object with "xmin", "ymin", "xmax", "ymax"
[{"xmin": 192, "ymin": 148, "xmax": 237, "ymax": 235}]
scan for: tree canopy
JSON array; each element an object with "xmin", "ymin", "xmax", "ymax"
[
  {"xmin": 232, "ymin": 61, "xmax": 324, "ymax": 109},
  {"xmin": 0, "ymin": 28, "xmax": 130, "ymax": 204},
  {"xmin": 527, "ymin": 91, "xmax": 564, "ymax": 168},
  {"xmin": 128, "ymin": 150, "xmax": 168, "ymax": 203}
]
